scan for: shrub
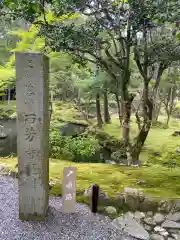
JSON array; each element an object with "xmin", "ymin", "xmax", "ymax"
[
  {"xmin": 148, "ymin": 148, "xmax": 180, "ymax": 167},
  {"xmin": 172, "ymin": 104, "xmax": 180, "ymax": 118},
  {"xmin": 50, "ymin": 127, "xmax": 101, "ymax": 162}
]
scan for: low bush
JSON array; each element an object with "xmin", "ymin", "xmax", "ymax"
[
  {"xmin": 50, "ymin": 127, "xmax": 101, "ymax": 162},
  {"xmin": 148, "ymin": 147, "xmax": 180, "ymax": 167}
]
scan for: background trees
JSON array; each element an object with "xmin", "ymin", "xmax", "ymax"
[{"xmin": 0, "ymin": 0, "xmax": 180, "ymax": 165}]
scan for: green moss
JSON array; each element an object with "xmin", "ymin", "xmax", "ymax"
[{"xmin": 3, "ymin": 158, "xmax": 180, "ymax": 199}]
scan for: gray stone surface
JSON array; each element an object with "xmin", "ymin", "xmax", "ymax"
[
  {"xmin": 167, "ymin": 212, "xmax": 180, "ymax": 222},
  {"xmin": 134, "ymin": 211, "xmax": 146, "ymax": 221},
  {"xmin": 151, "ymin": 234, "xmax": 164, "ymax": 240},
  {"xmin": 143, "ymin": 217, "xmax": 156, "ymax": 226},
  {"xmin": 162, "ymin": 220, "xmax": 180, "ymax": 229},
  {"xmin": 15, "ymin": 52, "xmax": 50, "ymax": 220},
  {"xmin": 112, "ymin": 212, "xmax": 149, "ymax": 240},
  {"xmin": 0, "ymin": 176, "xmax": 134, "ymax": 240},
  {"xmin": 153, "ymin": 213, "xmax": 165, "ymax": 224}
]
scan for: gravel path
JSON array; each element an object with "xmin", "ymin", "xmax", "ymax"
[{"xmin": 0, "ymin": 176, "xmax": 134, "ymax": 240}]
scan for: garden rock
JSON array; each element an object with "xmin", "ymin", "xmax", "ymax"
[
  {"xmin": 168, "ymin": 229, "xmax": 179, "ymax": 234},
  {"xmin": 172, "ymin": 200, "xmax": 180, "ymax": 213},
  {"xmin": 144, "ymin": 224, "xmax": 153, "ymax": 231},
  {"xmin": 158, "ymin": 200, "xmax": 174, "ymax": 213},
  {"xmin": 172, "ymin": 131, "xmax": 180, "ymax": 136},
  {"xmin": 115, "ymin": 193, "xmax": 124, "ymax": 206},
  {"xmin": 143, "ymin": 217, "xmax": 156, "ymax": 226},
  {"xmin": 154, "ymin": 226, "xmax": 166, "ymax": 233},
  {"xmin": 124, "ymin": 188, "xmax": 145, "ymax": 211},
  {"xmin": 171, "ymin": 234, "xmax": 180, "ymax": 240},
  {"xmin": 159, "ymin": 231, "xmax": 169, "ymax": 237},
  {"xmin": 167, "ymin": 212, "xmax": 180, "ymax": 222},
  {"xmin": 105, "ymin": 206, "xmax": 117, "ymax": 217},
  {"xmin": 153, "ymin": 213, "xmax": 165, "ymax": 224},
  {"xmin": 140, "ymin": 197, "xmax": 158, "ymax": 212},
  {"xmin": 150, "ymin": 234, "xmax": 165, "ymax": 240},
  {"xmin": 162, "ymin": 220, "xmax": 180, "ymax": 229},
  {"xmin": 134, "ymin": 211, "xmax": 146, "ymax": 221},
  {"xmin": 112, "ymin": 212, "xmax": 149, "ymax": 240},
  {"xmin": 147, "ymin": 211, "xmax": 154, "ymax": 217}
]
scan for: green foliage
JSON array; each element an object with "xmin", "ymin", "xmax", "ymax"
[
  {"xmin": 148, "ymin": 147, "xmax": 180, "ymax": 167},
  {"xmin": 50, "ymin": 127, "xmax": 100, "ymax": 162}
]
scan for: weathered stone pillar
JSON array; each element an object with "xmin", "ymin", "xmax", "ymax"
[{"xmin": 15, "ymin": 52, "xmax": 49, "ymax": 220}]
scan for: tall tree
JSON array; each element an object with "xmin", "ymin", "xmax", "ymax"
[{"xmin": 2, "ymin": 0, "xmax": 180, "ymax": 164}]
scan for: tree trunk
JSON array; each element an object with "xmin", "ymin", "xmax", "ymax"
[
  {"xmin": 152, "ymin": 64, "xmax": 165, "ymax": 123},
  {"xmin": 131, "ymin": 84, "xmax": 153, "ymax": 165},
  {"xmin": 166, "ymin": 110, "xmax": 170, "ymax": 126},
  {"xmin": 115, "ymin": 93, "xmax": 123, "ymax": 126},
  {"xmin": 7, "ymin": 87, "xmax": 11, "ymax": 110},
  {"xmin": 96, "ymin": 92, "xmax": 103, "ymax": 128},
  {"xmin": 122, "ymin": 94, "xmax": 135, "ymax": 162},
  {"xmin": 103, "ymin": 89, "xmax": 111, "ymax": 124},
  {"xmin": 155, "ymin": 101, "xmax": 162, "ymax": 122}
]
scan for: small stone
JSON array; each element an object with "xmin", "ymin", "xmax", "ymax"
[
  {"xmin": 134, "ymin": 211, "xmax": 146, "ymax": 220},
  {"xmin": 143, "ymin": 217, "xmax": 156, "ymax": 226},
  {"xmin": 153, "ymin": 213, "xmax": 165, "ymax": 224},
  {"xmin": 168, "ymin": 229, "xmax": 179, "ymax": 234},
  {"xmin": 105, "ymin": 206, "xmax": 117, "ymax": 217},
  {"xmin": 167, "ymin": 212, "xmax": 180, "ymax": 222},
  {"xmin": 160, "ymin": 231, "xmax": 169, "ymax": 237},
  {"xmin": 150, "ymin": 234, "xmax": 165, "ymax": 240},
  {"xmin": 162, "ymin": 220, "xmax": 180, "ymax": 229},
  {"xmin": 171, "ymin": 234, "xmax": 180, "ymax": 240},
  {"xmin": 159, "ymin": 200, "xmax": 174, "ymax": 213},
  {"xmin": 154, "ymin": 226, "xmax": 166, "ymax": 233},
  {"xmin": 147, "ymin": 211, "xmax": 154, "ymax": 217},
  {"xmin": 172, "ymin": 201, "xmax": 180, "ymax": 213},
  {"xmin": 144, "ymin": 224, "xmax": 152, "ymax": 231}
]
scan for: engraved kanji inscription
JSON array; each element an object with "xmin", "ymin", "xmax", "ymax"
[
  {"xmin": 65, "ymin": 193, "xmax": 74, "ymax": 201},
  {"xmin": 25, "ymin": 148, "xmax": 40, "ymax": 159},
  {"xmin": 25, "ymin": 81, "xmax": 35, "ymax": 97},
  {"xmin": 27, "ymin": 59, "xmax": 33, "ymax": 68},
  {"xmin": 25, "ymin": 126, "xmax": 36, "ymax": 141},
  {"xmin": 24, "ymin": 113, "xmax": 37, "ymax": 124},
  {"xmin": 66, "ymin": 181, "xmax": 73, "ymax": 189}
]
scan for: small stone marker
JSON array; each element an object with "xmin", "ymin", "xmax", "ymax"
[
  {"xmin": 15, "ymin": 52, "xmax": 50, "ymax": 220},
  {"xmin": 91, "ymin": 184, "xmax": 99, "ymax": 214},
  {"xmin": 87, "ymin": 184, "xmax": 100, "ymax": 238},
  {"xmin": 62, "ymin": 167, "xmax": 76, "ymax": 213}
]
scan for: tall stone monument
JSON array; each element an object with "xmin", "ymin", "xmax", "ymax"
[{"xmin": 15, "ymin": 52, "xmax": 50, "ymax": 220}]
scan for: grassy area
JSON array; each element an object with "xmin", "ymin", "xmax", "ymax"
[
  {"xmin": 104, "ymin": 115, "xmax": 180, "ymax": 164},
  {"xmin": 0, "ymin": 100, "xmax": 180, "ymax": 202},
  {"xmin": 1, "ymin": 157, "xmax": 180, "ymax": 199}
]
